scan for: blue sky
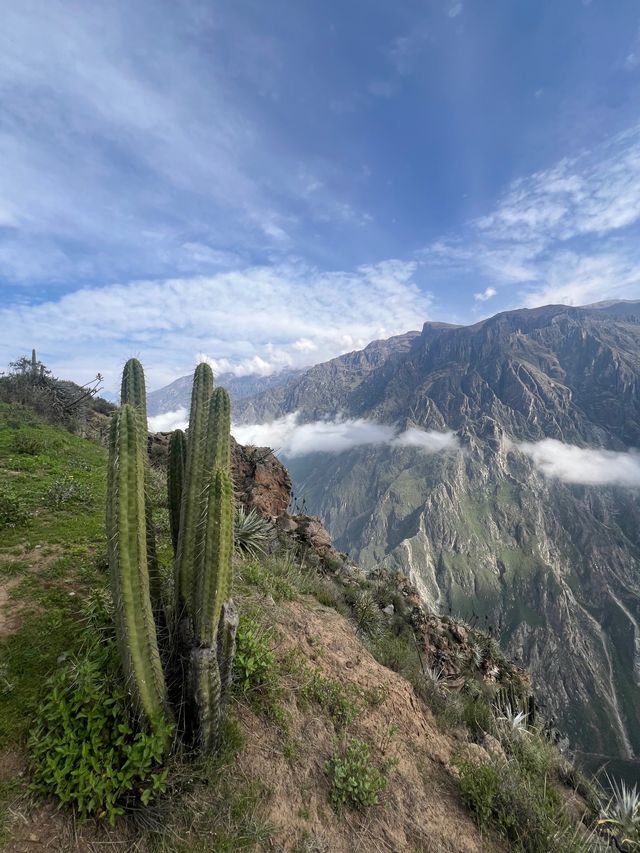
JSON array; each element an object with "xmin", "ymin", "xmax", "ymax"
[{"xmin": 2, "ymin": 0, "xmax": 640, "ymax": 391}]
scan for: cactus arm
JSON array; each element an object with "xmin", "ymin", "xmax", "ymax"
[
  {"xmin": 205, "ymin": 387, "xmax": 231, "ymax": 473},
  {"xmin": 192, "ymin": 468, "xmax": 234, "ymax": 646},
  {"xmin": 107, "ymin": 404, "xmax": 168, "ymax": 725},
  {"xmin": 167, "ymin": 429, "xmax": 187, "ymax": 555},
  {"xmin": 120, "ymin": 358, "xmax": 148, "ymax": 424},
  {"xmin": 120, "ymin": 358, "xmax": 163, "ymax": 615},
  {"xmin": 175, "ymin": 362, "xmax": 213, "ymax": 612}
]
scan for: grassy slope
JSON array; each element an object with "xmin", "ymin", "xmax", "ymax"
[{"xmin": 0, "ymin": 403, "xmax": 602, "ymax": 852}]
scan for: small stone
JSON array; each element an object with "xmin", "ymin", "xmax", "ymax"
[{"xmin": 382, "ymin": 604, "xmax": 395, "ymax": 616}]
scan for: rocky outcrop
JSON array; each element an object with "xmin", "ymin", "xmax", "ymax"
[{"xmin": 231, "ymin": 437, "xmax": 291, "ymax": 520}]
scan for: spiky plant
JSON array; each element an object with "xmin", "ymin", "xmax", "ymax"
[
  {"xmin": 106, "ymin": 403, "xmax": 168, "ymax": 729},
  {"xmin": 234, "ymin": 506, "xmax": 276, "ymax": 558},
  {"xmin": 597, "ymin": 776, "xmax": 640, "ymax": 848},
  {"xmin": 352, "ymin": 589, "xmax": 383, "ymax": 638},
  {"xmin": 107, "ymin": 359, "xmax": 237, "ymax": 754},
  {"xmin": 495, "ymin": 705, "xmax": 530, "ymax": 737},
  {"xmin": 425, "ymin": 665, "xmax": 447, "ymax": 689},
  {"xmin": 120, "ymin": 358, "xmax": 162, "ymax": 617}
]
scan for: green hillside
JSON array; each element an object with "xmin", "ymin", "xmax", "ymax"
[{"xmin": 0, "ymin": 400, "xmax": 632, "ymax": 852}]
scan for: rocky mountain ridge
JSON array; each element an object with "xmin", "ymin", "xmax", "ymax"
[{"xmin": 149, "ymin": 301, "xmax": 640, "ymax": 762}]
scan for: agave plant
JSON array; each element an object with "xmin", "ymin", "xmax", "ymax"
[
  {"xmin": 495, "ymin": 704, "xmax": 530, "ymax": 736},
  {"xmin": 469, "ymin": 639, "xmax": 484, "ymax": 669},
  {"xmin": 234, "ymin": 506, "xmax": 276, "ymax": 558},
  {"xmin": 597, "ymin": 776, "xmax": 640, "ymax": 849},
  {"xmin": 425, "ymin": 665, "xmax": 447, "ymax": 689},
  {"xmin": 351, "ymin": 589, "xmax": 383, "ymax": 638}
]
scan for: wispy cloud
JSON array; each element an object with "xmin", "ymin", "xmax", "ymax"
[
  {"xmin": 516, "ymin": 438, "xmax": 640, "ymax": 487},
  {"xmin": 420, "ymin": 124, "xmax": 640, "ymax": 308},
  {"xmin": 0, "ymin": 259, "xmax": 430, "ymax": 390},
  {"xmin": 232, "ymin": 412, "xmax": 460, "ymax": 458},
  {"xmin": 0, "ymin": 0, "xmax": 374, "ymax": 286}
]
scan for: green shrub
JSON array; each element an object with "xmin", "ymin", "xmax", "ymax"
[
  {"xmin": 299, "ymin": 668, "xmax": 360, "ymax": 728},
  {"xmin": 240, "ymin": 559, "xmax": 296, "ymax": 602},
  {"xmin": 233, "ymin": 617, "xmax": 277, "ymax": 694},
  {"xmin": 0, "ymin": 488, "xmax": 29, "ymax": 528},
  {"xmin": 457, "ymin": 757, "xmax": 584, "ymax": 852},
  {"xmin": 28, "ymin": 641, "xmax": 172, "ymax": 824},
  {"xmin": 326, "ymin": 738, "xmax": 388, "ymax": 811},
  {"xmin": 45, "ymin": 476, "xmax": 93, "ymax": 509},
  {"xmin": 458, "ymin": 760, "xmax": 502, "ymax": 829},
  {"xmin": 12, "ymin": 429, "xmax": 44, "ymax": 455}
]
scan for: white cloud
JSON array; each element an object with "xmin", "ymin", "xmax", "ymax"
[
  {"xmin": 148, "ymin": 408, "xmax": 188, "ymax": 433},
  {"xmin": 474, "ymin": 286, "xmax": 497, "ymax": 302},
  {"xmin": 447, "ymin": 2, "xmax": 463, "ymax": 18},
  {"xmin": 0, "ymin": 258, "xmax": 431, "ymax": 390},
  {"xmin": 232, "ymin": 412, "xmax": 459, "ymax": 458},
  {"xmin": 0, "ymin": 1, "xmax": 376, "ymax": 285},
  {"xmin": 516, "ymin": 438, "xmax": 640, "ymax": 488},
  {"xmin": 420, "ymin": 123, "xmax": 640, "ymax": 308},
  {"xmin": 391, "ymin": 428, "xmax": 460, "ymax": 453}
]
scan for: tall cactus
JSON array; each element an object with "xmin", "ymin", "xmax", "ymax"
[
  {"xmin": 192, "ymin": 468, "xmax": 234, "ymax": 646},
  {"xmin": 175, "ymin": 363, "xmax": 213, "ymax": 612},
  {"xmin": 120, "ymin": 358, "xmax": 148, "ymax": 425},
  {"xmin": 167, "ymin": 429, "xmax": 186, "ymax": 555},
  {"xmin": 107, "ymin": 358, "xmax": 236, "ymax": 754},
  {"xmin": 205, "ymin": 387, "xmax": 231, "ymax": 472},
  {"xmin": 107, "ymin": 404, "xmax": 168, "ymax": 726},
  {"xmin": 120, "ymin": 358, "xmax": 162, "ymax": 616}
]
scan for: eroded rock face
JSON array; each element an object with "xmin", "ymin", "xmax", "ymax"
[
  {"xmin": 147, "ymin": 432, "xmax": 293, "ymax": 521},
  {"xmin": 231, "ymin": 437, "xmax": 291, "ymax": 520}
]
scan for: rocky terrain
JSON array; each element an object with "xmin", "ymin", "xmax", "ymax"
[{"xmin": 190, "ymin": 301, "xmax": 640, "ymax": 762}]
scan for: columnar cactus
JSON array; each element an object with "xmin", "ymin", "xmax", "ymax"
[
  {"xmin": 174, "ymin": 363, "xmax": 213, "ymax": 612},
  {"xmin": 107, "ymin": 403, "xmax": 168, "ymax": 726},
  {"xmin": 107, "ymin": 359, "xmax": 236, "ymax": 753},
  {"xmin": 120, "ymin": 358, "xmax": 162, "ymax": 616},
  {"xmin": 192, "ymin": 468, "xmax": 234, "ymax": 646},
  {"xmin": 167, "ymin": 429, "xmax": 186, "ymax": 555}
]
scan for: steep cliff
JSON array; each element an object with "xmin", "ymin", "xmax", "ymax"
[{"xmin": 226, "ymin": 302, "xmax": 640, "ymax": 760}]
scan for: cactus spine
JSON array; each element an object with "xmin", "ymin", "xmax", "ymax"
[
  {"xmin": 107, "ymin": 404, "xmax": 168, "ymax": 725},
  {"xmin": 167, "ymin": 429, "xmax": 186, "ymax": 555}
]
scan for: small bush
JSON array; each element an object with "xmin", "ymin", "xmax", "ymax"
[
  {"xmin": 0, "ymin": 488, "xmax": 29, "ymax": 528},
  {"xmin": 458, "ymin": 760, "xmax": 502, "ymax": 829},
  {"xmin": 233, "ymin": 617, "xmax": 277, "ymax": 694},
  {"xmin": 12, "ymin": 430, "xmax": 44, "ymax": 455},
  {"xmin": 45, "ymin": 476, "xmax": 92, "ymax": 509},
  {"xmin": 457, "ymin": 756, "xmax": 585, "ymax": 852},
  {"xmin": 28, "ymin": 641, "xmax": 172, "ymax": 824},
  {"xmin": 327, "ymin": 738, "xmax": 388, "ymax": 811},
  {"xmin": 299, "ymin": 668, "xmax": 360, "ymax": 728}
]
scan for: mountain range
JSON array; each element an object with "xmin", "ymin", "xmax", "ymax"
[{"xmin": 150, "ymin": 301, "xmax": 640, "ymax": 763}]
